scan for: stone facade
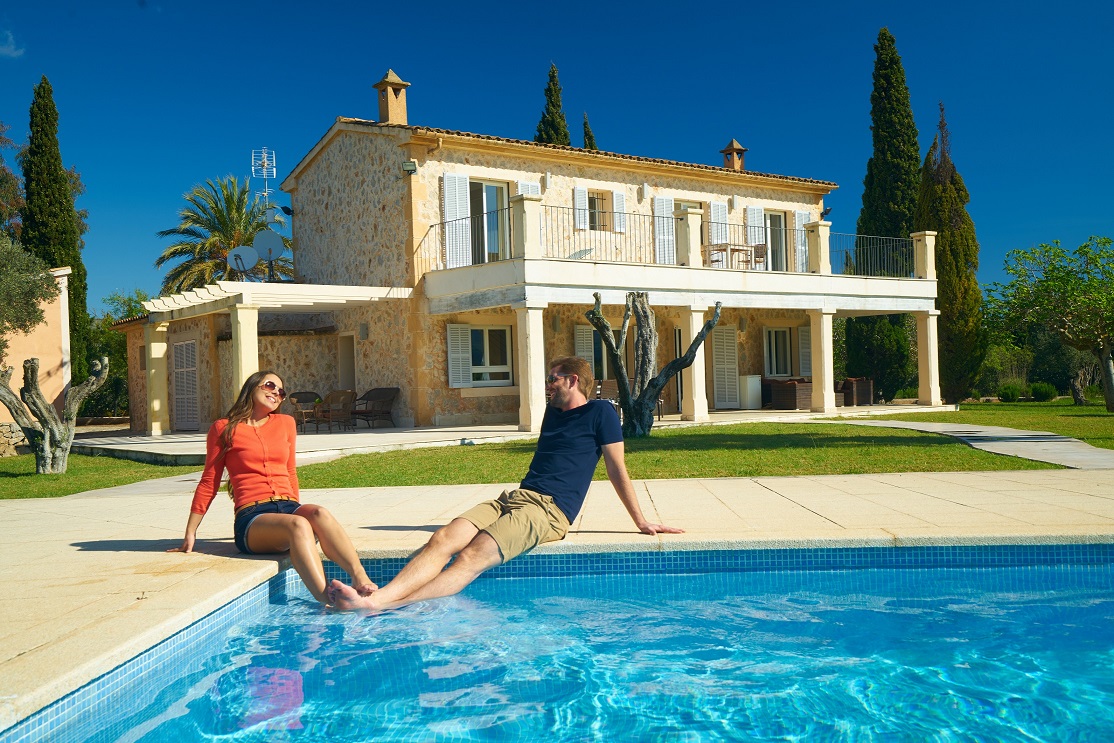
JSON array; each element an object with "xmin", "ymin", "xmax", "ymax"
[{"xmin": 0, "ymin": 422, "xmax": 25, "ymax": 457}]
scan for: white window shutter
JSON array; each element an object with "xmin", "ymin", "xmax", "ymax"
[
  {"xmin": 712, "ymin": 325, "xmax": 739, "ymax": 408},
  {"xmin": 794, "ymin": 210, "xmax": 811, "ymax": 272},
  {"xmin": 653, "ymin": 196, "xmax": 676, "ymax": 264},
  {"xmin": 746, "ymin": 206, "xmax": 765, "ymax": 247},
  {"xmin": 710, "ymin": 201, "xmax": 728, "ymax": 244},
  {"xmin": 443, "ymin": 174, "xmax": 471, "ymax": 268},
  {"xmin": 172, "ymin": 340, "xmax": 199, "ymax": 431},
  {"xmin": 517, "ymin": 181, "xmax": 541, "ymax": 196},
  {"xmin": 447, "ymin": 324, "xmax": 473, "ymax": 388},
  {"xmin": 798, "ymin": 325, "xmax": 812, "ymax": 376},
  {"xmin": 612, "ymin": 190, "xmax": 626, "ymax": 233},
  {"xmin": 573, "ymin": 187, "xmax": 589, "ymax": 230},
  {"xmin": 575, "ymin": 325, "xmax": 595, "ymax": 368}
]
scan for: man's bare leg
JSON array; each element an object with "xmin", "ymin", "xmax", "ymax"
[
  {"xmin": 329, "ymin": 518, "xmax": 481, "ymax": 610},
  {"xmin": 332, "ymin": 531, "xmax": 502, "ymax": 611}
]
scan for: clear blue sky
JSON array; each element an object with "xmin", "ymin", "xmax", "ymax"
[{"xmin": 1, "ymin": 0, "xmax": 1111, "ymax": 314}]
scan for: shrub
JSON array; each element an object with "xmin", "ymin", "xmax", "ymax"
[
  {"xmin": 895, "ymin": 386, "xmax": 919, "ymax": 399},
  {"xmin": 1030, "ymin": 382, "xmax": 1058, "ymax": 402},
  {"xmin": 998, "ymin": 384, "xmax": 1022, "ymax": 403}
]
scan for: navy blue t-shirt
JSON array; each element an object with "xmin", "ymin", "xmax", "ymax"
[{"xmin": 520, "ymin": 399, "xmax": 624, "ymax": 523}]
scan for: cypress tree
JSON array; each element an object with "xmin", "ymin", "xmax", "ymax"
[
  {"xmin": 21, "ymin": 76, "xmax": 90, "ymax": 381},
  {"xmin": 583, "ymin": 112, "xmax": 598, "ymax": 150},
  {"xmin": 914, "ymin": 103, "xmax": 987, "ymax": 402},
  {"xmin": 534, "ymin": 64, "xmax": 571, "ymax": 146},
  {"xmin": 846, "ymin": 28, "xmax": 920, "ymax": 398}
]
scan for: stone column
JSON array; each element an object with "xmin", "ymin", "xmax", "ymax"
[
  {"xmin": 515, "ymin": 304, "xmax": 548, "ymax": 432},
  {"xmin": 912, "ymin": 231, "xmax": 938, "ymax": 280},
  {"xmin": 511, "ymin": 193, "xmax": 543, "ymax": 259},
  {"xmin": 229, "ymin": 304, "xmax": 260, "ymax": 403},
  {"xmin": 806, "ymin": 220, "xmax": 832, "ymax": 274},
  {"xmin": 807, "ymin": 309, "xmax": 838, "ymax": 412},
  {"xmin": 674, "ymin": 207, "xmax": 704, "ymax": 267},
  {"xmin": 680, "ymin": 306, "xmax": 710, "ymax": 421},
  {"xmin": 144, "ymin": 321, "xmax": 170, "ymax": 435},
  {"xmin": 917, "ymin": 310, "xmax": 943, "ymax": 405}
]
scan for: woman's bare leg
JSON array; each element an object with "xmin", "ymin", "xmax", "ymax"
[
  {"xmin": 294, "ymin": 504, "xmax": 377, "ymax": 594},
  {"xmin": 246, "ymin": 513, "xmax": 329, "ymax": 604}
]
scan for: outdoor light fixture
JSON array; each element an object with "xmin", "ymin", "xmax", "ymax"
[{"xmin": 401, "ymin": 160, "xmax": 418, "ymax": 175}]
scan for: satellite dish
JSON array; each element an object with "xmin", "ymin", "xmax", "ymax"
[
  {"xmin": 252, "ymin": 230, "xmax": 285, "ymax": 261},
  {"xmin": 227, "ymin": 246, "xmax": 259, "ymax": 274}
]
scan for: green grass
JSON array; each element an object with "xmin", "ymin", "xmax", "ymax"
[
  {"xmin": 0, "ymin": 453, "xmax": 199, "ymax": 499},
  {"xmin": 297, "ymin": 422, "xmax": 1057, "ymax": 489},
  {"xmin": 883, "ymin": 398, "xmax": 1114, "ymax": 450}
]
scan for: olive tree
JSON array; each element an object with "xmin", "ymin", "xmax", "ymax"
[{"xmin": 585, "ymin": 291, "xmax": 722, "ymax": 438}]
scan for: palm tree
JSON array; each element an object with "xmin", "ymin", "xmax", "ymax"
[{"xmin": 155, "ymin": 176, "xmax": 294, "ymax": 295}]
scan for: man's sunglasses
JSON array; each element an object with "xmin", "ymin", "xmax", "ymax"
[
  {"xmin": 545, "ymin": 373, "xmax": 573, "ymax": 384},
  {"xmin": 259, "ymin": 380, "xmax": 287, "ymax": 400}
]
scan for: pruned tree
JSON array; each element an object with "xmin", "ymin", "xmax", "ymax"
[
  {"xmin": 585, "ymin": 292, "xmax": 722, "ymax": 438},
  {"xmin": 582, "ymin": 112, "xmax": 598, "ymax": 150},
  {"xmin": 0, "ymin": 356, "xmax": 108, "ymax": 473},
  {"xmin": 534, "ymin": 64, "xmax": 571, "ymax": 146}
]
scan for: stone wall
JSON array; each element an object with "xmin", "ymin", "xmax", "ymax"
[
  {"xmin": 291, "ymin": 130, "xmax": 410, "ymax": 288},
  {"xmin": 0, "ymin": 422, "xmax": 24, "ymax": 457},
  {"xmin": 124, "ymin": 325, "xmax": 147, "ymax": 433}
]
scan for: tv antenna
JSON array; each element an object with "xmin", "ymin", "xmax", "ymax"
[{"xmin": 251, "ymin": 147, "xmax": 277, "ymax": 205}]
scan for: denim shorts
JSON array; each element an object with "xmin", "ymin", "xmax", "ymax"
[{"xmin": 233, "ymin": 499, "xmax": 303, "ymax": 554}]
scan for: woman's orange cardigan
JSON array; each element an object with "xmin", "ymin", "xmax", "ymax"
[{"xmin": 190, "ymin": 414, "xmax": 300, "ymax": 515}]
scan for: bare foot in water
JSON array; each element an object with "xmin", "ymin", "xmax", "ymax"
[{"xmin": 328, "ymin": 579, "xmax": 378, "ymax": 611}]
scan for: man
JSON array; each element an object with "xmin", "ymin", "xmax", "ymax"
[{"xmin": 330, "ymin": 355, "xmax": 682, "ymax": 611}]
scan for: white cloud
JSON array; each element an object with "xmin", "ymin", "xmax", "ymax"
[{"xmin": 0, "ymin": 31, "xmax": 25, "ymax": 59}]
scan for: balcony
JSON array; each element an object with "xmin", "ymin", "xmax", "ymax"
[{"xmin": 417, "ymin": 195, "xmax": 927, "ymax": 284}]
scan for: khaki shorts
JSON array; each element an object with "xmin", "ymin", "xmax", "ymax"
[{"xmin": 457, "ymin": 488, "xmax": 570, "ymax": 562}]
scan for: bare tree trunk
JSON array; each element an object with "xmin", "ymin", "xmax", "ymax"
[
  {"xmin": 1069, "ymin": 368, "xmax": 1091, "ymax": 406},
  {"xmin": 1100, "ymin": 344, "xmax": 1114, "ymax": 413},
  {"xmin": 586, "ymin": 292, "xmax": 721, "ymax": 438},
  {"xmin": 0, "ymin": 357, "xmax": 108, "ymax": 474}
]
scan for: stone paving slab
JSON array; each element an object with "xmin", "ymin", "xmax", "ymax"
[{"xmin": 2, "ymin": 469, "xmax": 1114, "ymax": 730}]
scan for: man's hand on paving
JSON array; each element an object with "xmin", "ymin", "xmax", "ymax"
[{"xmin": 638, "ymin": 522, "xmax": 685, "ymax": 535}]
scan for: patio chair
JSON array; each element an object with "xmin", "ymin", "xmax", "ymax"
[
  {"xmin": 352, "ymin": 387, "xmax": 399, "ymax": 428},
  {"xmin": 317, "ymin": 389, "xmax": 356, "ymax": 432},
  {"xmin": 287, "ymin": 391, "xmax": 322, "ymax": 434},
  {"xmin": 751, "ymin": 243, "xmax": 768, "ymax": 271}
]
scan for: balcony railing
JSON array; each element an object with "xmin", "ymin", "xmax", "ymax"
[
  {"xmin": 541, "ymin": 206, "xmax": 659, "ymax": 263},
  {"xmin": 829, "ymin": 233, "xmax": 915, "ymax": 278},
  {"xmin": 416, "ymin": 207, "xmax": 514, "ymax": 273},
  {"xmin": 417, "ymin": 203, "xmax": 926, "ymax": 281}
]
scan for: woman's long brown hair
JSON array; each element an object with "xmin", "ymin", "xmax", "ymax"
[{"xmin": 220, "ymin": 369, "xmax": 282, "ymax": 453}]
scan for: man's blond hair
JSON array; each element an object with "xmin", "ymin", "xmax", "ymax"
[{"xmin": 549, "ymin": 356, "xmax": 594, "ymax": 398}]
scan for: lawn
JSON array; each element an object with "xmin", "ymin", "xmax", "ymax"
[
  {"xmin": 0, "ymin": 453, "xmax": 199, "ymax": 499},
  {"xmin": 297, "ymin": 422, "xmax": 1056, "ymax": 489},
  {"xmin": 883, "ymin": 398, "xmax": 1114, "ymax": 450}
]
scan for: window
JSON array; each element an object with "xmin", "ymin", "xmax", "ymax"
[
  {"xmin": 469, "ymin": 181, "xmax": 509, "ymax": 265},
  {"xmin": 764, "ymin": 327, "xmax": 791, "ymax": 377},
  {"xmin": 442, "ymin": 174, "xmax": 509, "ymax": 268},
  {"xmin": 766, "ymin": 211, "xmax": 787, "ymax": 272},
  {"xmin": 587, "ymin": 191, "xmax": 611, "ymax": 231},
  {"xmin": 447, "ymin": 324, "xmax": 513, "ymax": 388}
]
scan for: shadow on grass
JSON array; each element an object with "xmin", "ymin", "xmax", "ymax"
[{"xmin": 625, "ymin": 429, "xmax": 959, "ymax": 454}]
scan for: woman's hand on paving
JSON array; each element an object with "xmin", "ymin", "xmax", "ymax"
[{"xmin": 167, "ymin": 534, "xmax": 196, "ymax": 553}]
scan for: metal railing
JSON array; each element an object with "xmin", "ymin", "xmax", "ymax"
[
  {"xmin": 541, "ymin": 206, "xmax": 660, "ymax": 263},
  {"xmin": 829, "ymin": 233, "xmax": 915, "ymax": 278},
  {"xmin": 417, "ymin": 207, "xmax": 514, "ymax": 273},
  {"xmin": 701, "ymin": 222, "xmax": 810, "ymax": 272}
]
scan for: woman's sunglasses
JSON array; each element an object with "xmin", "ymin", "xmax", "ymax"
[{"xmin": 259, "ymin": 380, "xmax": 287, "ymax": 400}]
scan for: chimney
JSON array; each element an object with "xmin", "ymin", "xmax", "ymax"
[
  {"xmin": 720, "ymin": 138, "xmax": 748, "ymax": 172},
  {"xmin": 373, "ymin": 69, "xmax": 411, "ymax": 125}
]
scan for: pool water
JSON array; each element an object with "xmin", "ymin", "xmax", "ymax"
[{"xmin": 96, "ymin": 564, "xmax": 1114, "ymax": 742}]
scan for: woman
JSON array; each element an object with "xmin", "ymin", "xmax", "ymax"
[{"xmin": 170, "ymin": 370, "xmax": 376, "ymax": 605}]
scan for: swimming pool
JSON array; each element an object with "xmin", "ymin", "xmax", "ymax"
[{"xmin": 6, "ymin": 545, "xmax": 1114, "ymax": 742}]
